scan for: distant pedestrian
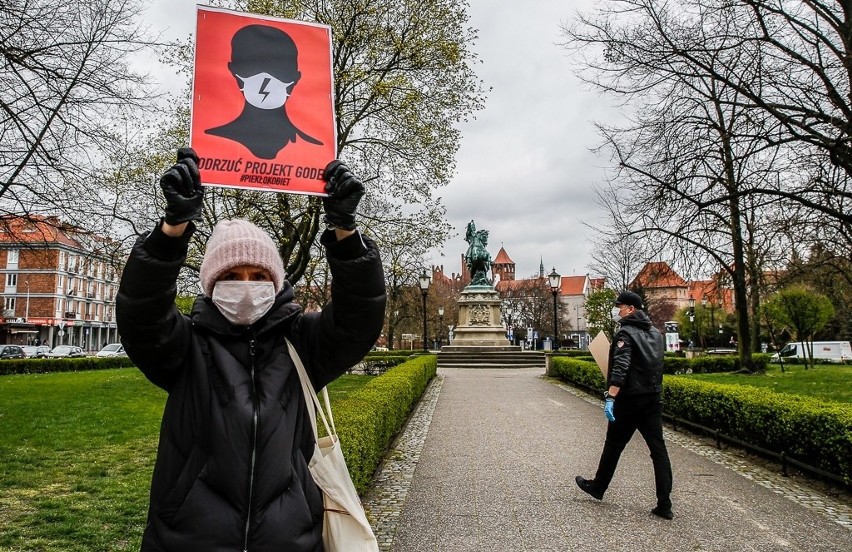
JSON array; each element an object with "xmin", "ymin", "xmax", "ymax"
[{"xmin": 575, "ymin": 290, "xmax": 674, "ymax": 520}]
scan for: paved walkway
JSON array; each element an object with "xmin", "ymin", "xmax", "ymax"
[{"xmin": 363, "ymin": 368, "xmax": 852, "ymax": 552}]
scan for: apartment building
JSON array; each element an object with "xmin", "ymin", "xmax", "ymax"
[{"xmin": 0, "ymin": 215, "xmax": 122, "ymax": 351}]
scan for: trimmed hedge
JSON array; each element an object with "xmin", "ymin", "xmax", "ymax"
[
  {"xmin": 0, "ymin": 356, "xmax": 135, "ymax": 375},
  {"xmin": 549, "ymin": 355, "xmax": 852, "ymax": 481},
  {"xmin": 550, "ymin": 357, "xmax": 605, "ymax": 392},
  {"xmin": 553, "ymin": 349, "xmax": 596, "ymax": 358},
  {"xmin": 664, "ymin": 378, "xmax": 852, "ymax": 480},
  {"xmin": 665, "ymin": 353, "xmax": 771, "ymax": 375},
  {"xmin": 334, "ymin": 354, "xmax": 437, "ymax": 494}
]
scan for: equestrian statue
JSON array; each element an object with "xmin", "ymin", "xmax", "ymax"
[{"xmin": 464, "ymin": 220, "xmax": 493, "ymax": 287}]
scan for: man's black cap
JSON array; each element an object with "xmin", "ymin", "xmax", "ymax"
[{"xmin": 614, "ymin": 291, "xmax": 643, "ymax": 310}]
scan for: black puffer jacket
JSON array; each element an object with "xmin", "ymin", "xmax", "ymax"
[
  {"xmin": 607, "ymin": 310, "xmax": 664, "ymax": 397},
  {"xmin": 116, "ymin": 223, "xmax": 386, "ymax": 552}
]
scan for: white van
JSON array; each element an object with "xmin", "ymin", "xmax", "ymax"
[{"xmin": 771, "ymin": 341, "xmax": 852, "ymax": 363}]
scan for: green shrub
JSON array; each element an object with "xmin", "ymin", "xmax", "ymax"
[
  {"xmin": 550, "ymin": 357, "xmax": 605, "ymax": 392},
  {"xmin": 334, "ymin": 354, "xmax": 437, "ymax": 494},
  {"xmin": 553, "ymin": 349, "xmax": 595, "ymax": 358},
  {"xmin": 550, "ymin": 355, "xmax": 852, "ymax": 480},
  {"xmin": 688, "ymin": 355, "xmax": 739, "ymax": 374},
  {"xmin": 663, "ymin": 357, "xmax": 693, "ymax": 374},
  {"xmin": 0, "ymin": 356, "xmax": 135, "ymax": 375},
  {"xmin": 752, "ymin": 353, "xmax": 771, "ymax": 371},
  {"xmin": 664, "ymin": 378, "xmax": 852, "ymax": 480}
]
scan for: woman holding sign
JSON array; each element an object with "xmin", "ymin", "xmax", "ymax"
[{"xmin": 116, "ymin": 148, "xmax": 385, "ymax": 551}]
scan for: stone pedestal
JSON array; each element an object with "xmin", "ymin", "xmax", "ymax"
[{"xmin": 443, "ymin": 285, "xmax": 518, "ymax": 351}]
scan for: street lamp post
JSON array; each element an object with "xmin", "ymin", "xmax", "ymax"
[
  {"xmin": 548, "ymin": 268, "xmax": 561, "ymax": 349},
  {"xmin": 392, "ymin": 310, "xmax": 399, "ymax": 350},
  {"xmin": 438, "ymin": 305, "xmax": 444, "ymax": 348},
  {"xmin": 418, "ymin": 269, "xmax": 431, "ymax": 352},
  {"xmin": 575, "ymin": 305, "xmax": 583, "ymax": 349},
  {"xmin": 688, "ymin": 297, "xmax": 696, "ymax": 349},
  {"xmin": 710, "ymin": 302, "xmax": 717, "ymax": 347}
]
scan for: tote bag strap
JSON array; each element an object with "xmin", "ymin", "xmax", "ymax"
[{"xmin": 286, "ymin": 338, "xmax": 336, "ymax": 440}]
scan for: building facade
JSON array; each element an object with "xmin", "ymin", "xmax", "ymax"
[{"xmin": 0, "ymin": 216, "xmax": 121, "ymax": 351}]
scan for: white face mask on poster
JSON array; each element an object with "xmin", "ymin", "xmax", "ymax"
[
  {"xmin": 611, "ymin": 306, "xmax": 622, "ymax": 322},
  {"xmin": 236, "ymin": 72, "xmax": 294, "ymax": 109},
  {"xmin": 212, "ymin": 281, "xmax": 276, "ymax": 326}
]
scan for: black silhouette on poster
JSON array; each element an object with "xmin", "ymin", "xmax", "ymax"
[{"xmin": 205, "ymin": 24, "xmax": 323, "ymax": 160}]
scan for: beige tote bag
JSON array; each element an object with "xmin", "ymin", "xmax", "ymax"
[{"xmin": 286, "ymin": 339, "xmax": 380, "ymax": 552}]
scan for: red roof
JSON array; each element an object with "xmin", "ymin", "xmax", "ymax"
[
  {"xmin": 495, "ymin": 279, "xmax": 531, "ymax": 293},
  {"xmin": 589, "ymin": 277, "xmax": 606, "ymax": 291},
  {"xmin": 560, "ymin": 275, "xmax": 587, "ymax": 296},
  {"xmin": 689, "ymin": 279, "xmax": 734, "ymax": 313},
  {"xmin": 0, "ymin": 215, "xmax": 80, "ymax": 248},
  {"xmin": 632, "ymin": 262, "xmax": 687, "ymax": 289},
  {"xmin": 493, "ymin": 247, "xmax": 513, "ymax": 265}
]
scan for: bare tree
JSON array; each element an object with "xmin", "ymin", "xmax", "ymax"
[
  {"xmin": 100, "ymin": 0, "xmax": 486, "ymax": 288},
  {"xmin": 499, "ymin": 276, "xmax": 570, "ymax": 344},
  {"xmin": 0, "ymin": 0, "xmax": 157, "ymax": 225},
  {"xmin": 586, "ymin": 199, "xmax": 656, "ymax": 291},
  {"xmin": 563, "ymin": 0, "xmax": 800, "ymax": 371}
]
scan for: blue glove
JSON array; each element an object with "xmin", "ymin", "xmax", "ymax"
[{"xmin": 604, "ymin": 398, "xmax": 615, "ymax": 422}]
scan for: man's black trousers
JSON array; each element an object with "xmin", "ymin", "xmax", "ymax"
[{"xmin": 593, "ymin": 393, "xmax": 673, "ymax": 508}]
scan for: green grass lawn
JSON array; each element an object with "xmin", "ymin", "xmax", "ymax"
[
  {"xmin": 672, "ymin": 362, "xmax": 852, "ymax": 404},
  {"xmin": 0, "ymin": 368, "xmax": 372, "ymax": 552}
]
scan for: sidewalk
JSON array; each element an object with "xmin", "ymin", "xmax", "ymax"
[{"xmin": 363, "ymin": 368, "xmax": 852, "ymax": 552}]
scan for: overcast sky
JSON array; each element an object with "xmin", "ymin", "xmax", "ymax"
[{"xmin": 140, "ymin": 0, "xmax": 618, "ymax": 280}]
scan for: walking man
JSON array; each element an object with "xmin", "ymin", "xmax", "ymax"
[{"xmin": 575, "ymin": 290, "xmax": 674, "ymax": 519}]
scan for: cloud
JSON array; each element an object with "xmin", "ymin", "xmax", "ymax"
[
  {"xmin": 136, "ymin": 0, "xmax": 618, "ymax": 279},
  {"xmin": 432, "ymin": 0, "xmax": 617, "ymax": 278}
]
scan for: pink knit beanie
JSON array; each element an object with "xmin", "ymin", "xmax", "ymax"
[{"xmin": 199, "ymin": 219, "xmax": 285, "ymax": 296}]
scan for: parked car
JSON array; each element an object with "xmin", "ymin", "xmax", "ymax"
[
  {"xmin": 0, "ymin": 345, "xmax": 27, "ymax": 359},
  {"xmin": 96, "ymin": 343, "xmax": 127, "ymax": 358},
  {"xmin": 45, "ymin": 345, "xmax": 85, "ymax": 358},
  {"xmin": 22, "ymin": 345, "xmax": 51, "ymax": 358}
]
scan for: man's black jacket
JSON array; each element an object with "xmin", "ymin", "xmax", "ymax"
[
  {"xmin": 117, "ymin": 223, "xmax": 386, "ymax": 552},
  {"xmin": 607, "ymin": 309, "xmax": 665, "ymax": 397}
]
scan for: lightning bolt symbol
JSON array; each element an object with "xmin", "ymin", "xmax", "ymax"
[{"xmin": 258, "ymin": 77, "xmax": 272, "ymax": 103}]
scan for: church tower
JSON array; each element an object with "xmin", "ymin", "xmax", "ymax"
[{"xmin": 493, "ymin": 247, "xmax": 516, "ymax": 282}]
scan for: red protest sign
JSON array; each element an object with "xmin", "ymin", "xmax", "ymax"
[{"xmin": 190, "ymin": 6, "xmax": 336, "ymax": 195}]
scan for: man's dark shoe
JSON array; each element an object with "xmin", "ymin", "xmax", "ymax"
[
  {"xmin": 575, "ymin": 476, "xmax": 604, "ymax": 500},
  {"xmin": 651, "ymin": 505, "xmax": 674, "ymax": 520}
]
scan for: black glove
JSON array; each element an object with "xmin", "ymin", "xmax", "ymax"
[
  {"xmin": 160, "ymin": 147, "xmax": 203, "ymax": 225},
  {"xmin": 322, "ymin": 160, "xmax": 364, "ymax": 230}
]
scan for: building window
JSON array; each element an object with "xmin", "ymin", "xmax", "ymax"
[
  {"xmin": 7, "ymin": 249, "xmax": 19, "ymax": 267},
  {"xmin": 4, "ymin": 297, "xmax": 16, "ymax": 311},
  {"xmin": 5, "ymin": 273, "xmax": 17, "ymax": 289}
]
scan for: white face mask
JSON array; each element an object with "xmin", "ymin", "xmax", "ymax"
[
  {"xmin": 236, "ymin": 72, "xmax": 294, "ymax": 109},
  {"xmin": 611, "ymin": 306, "xmax": 622, "ymax": 322},
  {"xmin": 212, "ymin": 281, "xmax": 276, "ymax": 326}
]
